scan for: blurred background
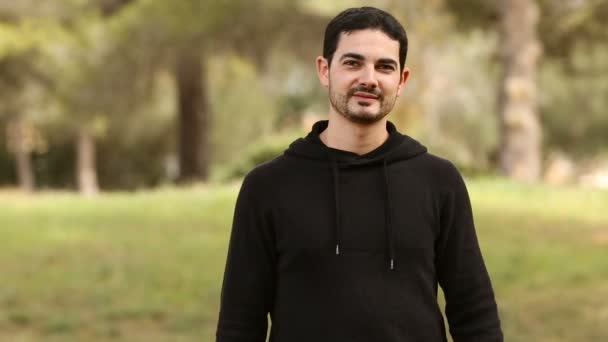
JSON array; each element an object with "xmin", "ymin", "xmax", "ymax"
[{"xmin": 1, "ymin": 0, "xmax": 607, "ymax": 341}]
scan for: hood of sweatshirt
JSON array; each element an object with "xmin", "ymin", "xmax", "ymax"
[
  {"xmin": 286, "ymin": 120, "xmax": 427, "ymax": 165},
  {"xmin": 284, "ymin": 120, "xmax": 427, "ymax": 270}
]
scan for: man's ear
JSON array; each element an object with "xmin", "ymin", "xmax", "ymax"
[
  {"xmin": 316, "ymin": 56, "xmax": 330, "ymax": 88},
  {"xmin": 396, "ymin": 66, "xmax": 411, "ymax": 97}
]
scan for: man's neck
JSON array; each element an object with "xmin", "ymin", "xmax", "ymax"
[{"xmin": 319, "ymin": 111, "xmax": 389, "ymax": 156}]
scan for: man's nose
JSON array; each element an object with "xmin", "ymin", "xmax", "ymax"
[{"xmin": 358, "ymin": 65, "xmax": 378, "ymax": 88}]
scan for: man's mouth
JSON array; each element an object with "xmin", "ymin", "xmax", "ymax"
[{"xmin": 352, "ymin": 92, "xmax": 379, "ymax": 100}]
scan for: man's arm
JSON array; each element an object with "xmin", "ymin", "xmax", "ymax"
[
  {"xmin": 436, "ymin": 164, "xmax": 503, "ymax": 342},
  {"xmin": 216, "ymin": 173, "xmax": 276, "ymax": 342}
]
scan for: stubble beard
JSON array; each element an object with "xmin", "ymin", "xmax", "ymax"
[{"xmin": 328, "ymin": 83, "xmax": 397, "ymax": 125}]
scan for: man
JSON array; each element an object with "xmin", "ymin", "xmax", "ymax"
[{"xmin": 216, "ymin": 6, "xmax": 503, "ymax": 342}]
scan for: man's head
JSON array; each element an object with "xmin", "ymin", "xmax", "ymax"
[
  {"xmin": 323, "ymin": 7, "xmax": 408, "ymax": 73},
  {"xmin": 316, "ymin": 7, "xmax": 410, "ymax": 125}
]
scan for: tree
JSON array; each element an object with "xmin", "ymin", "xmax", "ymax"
[
  {"xmin": 115, "ymin": 0, "xmax": 327, "ymax": 183},
  {"xmin": 75, "ymin": 0, "xmax": 134, "ymax": 196},
  {"xmin": 1, "ymin": 0, "xmax": 328, "ymax": 189},
  {"xmin": 498, "ymin": 0, "xmax": 542, "ymax": 181},
  {"xmin": 0, "ymin": 18, "xmax": 51, "ymax": 192},
  {"xmin": 175, "ymin": 43, "xmax": 207, "ymax": 182},
  {"xmin": 443, "ymin": 0, "xmax": 542, "ymax": 180},
  {"xmin": 6, "ymin": 116, "xmax": 36, "ymax": 192},
  {"xmin": 1, "ymin": 0, "xmax": 141, "ymax": 194},
  {"xmin": 445, "ymin": 0, "xmax": 608, "ymax": 177}
]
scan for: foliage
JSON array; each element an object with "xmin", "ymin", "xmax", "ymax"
[
  {"xmin": 208, "ymin": 54, "xmax": 280, "ymax": 166},
  {"xmin": 413, "ymin": 29, "xmax": 500, "ymax": 173},
  {"xmin": 445, "ymin": 0, "xmax": 608, "ymax": 61},
  {"xmin": 213, "ymin": 131, "xmax": 303, "ymax": 182},
  {"xmin": 1, "ymin": 0, "xmax": 608, "ymax": 189},
  {"xmin": 0, "ymin": 20, "xmax": 56, "ymax": 114},
  {"xmin": 439, "ymin": 0, "xmax": 608, "ymax": 162},
  {"xmin": 539, "ymin": 42, "xmax": 608, "ymax": 156},
  {"xmin": 538, "ymin": 0, "xmax": 608, "ymax": 60}
]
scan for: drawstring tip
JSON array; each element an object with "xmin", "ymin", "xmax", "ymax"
[
  {"xmin": 389, "ymin": 259, "xmax": 395, "ymax": 270},
  {"xmin": 335, "ymin": 244, "xmax": 340, "ymax": 255}
]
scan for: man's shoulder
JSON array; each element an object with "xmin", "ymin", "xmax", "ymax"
[
  {"xmin": 242, "ymin": 153, "xmax": 292, "ymax": 186},
  {"xmin": 412, "ymin": 151, "xmax": 462, "ymax": 178},
  {"xmin": 400, "ymin": 151, "xmax": 468, "ymax": 194}
]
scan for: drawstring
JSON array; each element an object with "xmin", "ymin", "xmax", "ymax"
[
  {"xmin": 331, "ymin": 159, "xmax": 341, "ymax": 255},
  {"xmin": 383, "ymin": 159, "xmax": 395, "ymax": 271},
  {"xmin": 329, "ymin": 158, "xmax": 395, "ymax": 271}
]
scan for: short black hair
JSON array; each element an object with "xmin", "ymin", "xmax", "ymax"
[{"xmin": 323, "ymin": 7, "xmax": 408, "ymax": 71}]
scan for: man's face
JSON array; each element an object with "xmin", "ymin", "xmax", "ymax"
[{"xmin": 317, "ymin": 29, "xmax": 410, "ymax": 125}]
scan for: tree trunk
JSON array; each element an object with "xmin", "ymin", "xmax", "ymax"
[
  {"xmin": 11, "ymin": 118, "xmax": 35, "ymax": 193},
  {"xmin": 498, "ymin": 0, "xmax": 542, "ymax": 181},
  {"xmin": 71, "ymin": 0, "xmax": 131, "ymax": 195},
  {"xmin": 76, "ymin": 128, "xmax": 99, "ymax": 197},
  {"xmin": 175, "ymin": 45, "xmax": 209, "ymax": 183}
]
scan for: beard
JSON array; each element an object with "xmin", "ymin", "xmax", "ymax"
[{"xmin": 329, "ymin": 83, "xmax": 397, "ymax": 125}]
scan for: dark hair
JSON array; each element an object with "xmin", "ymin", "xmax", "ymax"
[{"xmin": 323, "ymin": 7, "xmax": 408, "ymax": 71}]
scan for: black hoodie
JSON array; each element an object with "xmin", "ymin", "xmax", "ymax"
[{"xmin": 216, "ymin": 120, "xmax": 503, "ymax": 342}]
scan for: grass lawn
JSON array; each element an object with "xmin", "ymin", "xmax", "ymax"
[{"xmin": 1, "ymin": 178, "xmax": 607, "ymax": 341}]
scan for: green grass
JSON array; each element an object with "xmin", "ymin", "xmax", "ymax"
[{"xmin": 1, "ymin": 178, "xmax": 607, "ymax": 341}]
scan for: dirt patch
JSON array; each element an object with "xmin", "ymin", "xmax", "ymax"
[{"xmin": 591, "ymin": 230, "xmax": 608, "ymax": 245}]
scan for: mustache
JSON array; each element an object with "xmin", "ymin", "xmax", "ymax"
[{"xmin": 347, "ymin": 86, "xmax": 382, "ymax": 99}]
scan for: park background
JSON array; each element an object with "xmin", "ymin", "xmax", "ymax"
[{"xmin": 1, "ymin": 0, "xmax": 607, "ymax": 341}]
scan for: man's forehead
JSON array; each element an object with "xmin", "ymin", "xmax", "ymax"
[{"xmin": 334, "ymin": 29, "xmax": 400, "ymax": 60}]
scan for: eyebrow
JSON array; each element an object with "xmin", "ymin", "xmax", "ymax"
[
  {"xmin": 377, "ymin": 58, "xmax": 398, "ymax": 68},
  {"xmin": 339, "ymin": 53, "xmax": 398, "ymax": 68},
  {"xmin": 339, "ymin": 52, "xmax": 365, "ymax": 62}
]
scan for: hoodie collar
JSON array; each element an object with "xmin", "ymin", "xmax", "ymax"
[{"xmin": 285, "ymin": 120, "xmax": 427, "ymax": 165}]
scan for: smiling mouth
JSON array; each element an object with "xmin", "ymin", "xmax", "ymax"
[{"xmin": 352, "ymin": 92, "xmax": 379, "ymax": 100}]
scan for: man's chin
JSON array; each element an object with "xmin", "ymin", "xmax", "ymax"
[{"xmin": 343, "ymin": 110, "xmax": 385, "ymax": 125}]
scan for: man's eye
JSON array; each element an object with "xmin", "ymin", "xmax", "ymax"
[
  {"xmin": 378, "ymin": 64, "xmax": 395, "ymax": 71},
  {"xmin": 344, "ymin": 60, "xmax": 359, "ymax": 66}
]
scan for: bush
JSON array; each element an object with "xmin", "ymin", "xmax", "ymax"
[{"xmin": 214, "ymin": 131, "xmax": 303, "ymax": 182}]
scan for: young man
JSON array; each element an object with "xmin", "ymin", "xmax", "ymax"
[{"xmin": 216, "ymin": 7, "xmax": 503, "ymax": 342}]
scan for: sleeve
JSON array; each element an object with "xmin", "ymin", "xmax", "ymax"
[
  {"xmin": 216, "ymin": 174, "xmax": 276, "ymax": 342},
  {"xmin": 435, "ymin": 165, "xmax": 503, "ymax": 342}
]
